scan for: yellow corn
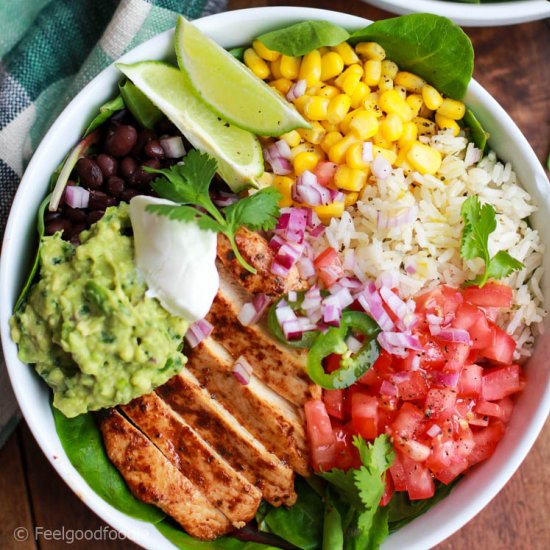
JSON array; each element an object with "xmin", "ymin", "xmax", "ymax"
[
  {"xmin": 280, "ymin": 55, "xmax": 301, "ymax": 80},
  {"xmin": 414, "ymin": 116, "xmax": 437, "ymax": 136},
  {"xmin": 349, "ymin": 110, "xmax": 379, "ymax": 140},
  {"xmin": 321, "ymin": 121, "xmax": 340, "ymax": 132},
  {"xmin": 280, "ymin": 130, "xmax": 302, "ymax": 148},
  {"xmin": 272, "ymin": 176, "xmax": 294, "ymax": 207},
  {"xmin": 421, "ymin": 85, "xmax": 443, "ymax": 111},
  {"xmin": 320, "ymin": 52, "xmax": 345, "ymax": 81},
  {"xmin": 327, "ymin": 94, "xmax": 352, "ymax": 124},
  {"xmin": 299, "ymin": 50, "xmax": 322, "ymax": 86},
  {"xmin": 335, "ymin": 64, "xmax": 363, "ymax": 96},
  {"xmin": 437, "ymin": 98, "xmax": 466, "ymax": 120},
  {"xmin": 244, "ymin": 48, "xmax": 270, "ymax": 79},
  {"xmin": 307, "ymin": 83, "xmax": 324, "ymax": 96},
  {"xmin": 406, "ymin": 94, "xmax": 423, "ymax": 118},
  {"xmin": 334, "ymin": 165, "xmax": 367, "ymax": 192},
  {"xmin": 293, "ymin": 151, "xmax": 319, "ymax": 175},
  {"xmin": 363, "ymin": 93, "xmax": 383, "ymax": 118},
  {"xmin": 293, "ymin": 95, "xmax": 310, "ymax": 114},
  {"xmin": 321, "ymin": 130, "xmax": 344, "ymax": 153},
  {"xmin": 381, "ymin": 60, "xmax": 399, "ymax": 80},
  {"xmin": 340, "ymin": 109, "xmax": 361, "ymax": 133},
  {"xmin": 378, "ymin": 75, "xmax": 394, "ymax": 92},
  {"xmin": 350, "ymin": 82, "xmax": 370, "ymax": 109},
  {"xmin": 328, "ymin": 134, "xmax": 358, "ymax": 163},
  {"xmin": 355, "ymin": 41, "xmax": 386, "ymax": 61},
  {"xmin": 291, "ymin": 143, "xmax": 323, "ymax": 158},
  {"xmin": 303, "ymin": 96, "xmax": 330, "ymax": 121},
  {"xmin": 398, "ymin": 121, "xmax": 418, "ymax": 152},
  {"xmin": 270, "ymin": 78, "xmax": 293, "ymax": 94},
  {"xmin": 419, "ymin": 103, "xmax": 434, "ymax": 119},
  {"xmin": 315, "ymin": 201, "xmax": 345, "ymax": 222},
  {"xmin": 373, "ymin": 131, "xmax": 393, "ymax": 149},
  {"xmin": 394, "ymin": 71, "xmax": 426, "ymax": 93},
  {"xmin": 270, "ymin": 56, "xmax": 283, "ymax": 79},
  {"xmin": 298, "ymin": 122, "xmax": 326, "ymax": 145},
  {"xmin": 394, "ymin": 85, "xmax": 407, "ymax": 99},
  {"xmin": 380, "ymin": 113, "xmax": 404, "ymax": 142},
  {"xmin": 373, "ymin": 145, "xmax": 397, "ymax": 165},
  {"xmin": 435, "ymin": 113, "xmax": 460, "ymax": 136},
  {"xmin": 345, "ymin": 141, "xmax": 368, "ymax": 169},
  {"xmin": 252, "ymin": 40, "xmax": 280, "ymax": 62},
  {"xmin": 363, "ymin": 60, "xmax": 382, "ymax": 87},
  {"xmin": 344, "ymin": 191, "xmax": 360, "ymax": 207},
  {"xmin": 379, "ymin": 89, "xmax": 414, "ymax": 121},
  {"xmin": 333, "ymin": 42, "xmax": 360, "ymax": 65},
  {"xmin": 406, "ymin": 142, "xmax": 442, "ymax": 175},
  {"xmin": 317, "ymin": 84, "xmax": 340, "ymax": 98}
]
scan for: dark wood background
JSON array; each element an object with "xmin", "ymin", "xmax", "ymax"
[{"xmin": 1, "ymin": 1, "xmax": 548, "ymax": 548}]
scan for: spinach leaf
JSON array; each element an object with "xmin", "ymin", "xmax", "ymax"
[
  {"xmin": 349, "ymin": 14, "xmax": 474, "ymax": 99},
  {"xmin": 53, "ymin": 407, "xmax": 166, "ymax": 523},
  {"xmin": 85, "ymin": 95, "xmax": 125, "ymax": 135},
  {"xmin": 229, "ymin": 46, "xmax": 246, "ymax": 60},
  {"xmin": 322, "ymin": 489, "xmax": 343, "ymax": 550},
  {"xmin": 463, "ymin": 108, "xmax": 489, "ymax": 151},
  {"xmin": 120, "ymin": 79, "xmax": 163, "ymax": 129},
  {"xmin": 257, "ymin": 21, "xmax": 350, "ymax": 57},
  {"xmin": 344, "ymin": 505, "xmax": 389, "ymax": 550}
]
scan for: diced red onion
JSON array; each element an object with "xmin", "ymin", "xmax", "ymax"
[
  {"xmin": 338, "ymin": 276, "xmax": 362, "ymax": 290},
  {"xmin": 379, "ymin": 286, "xmax": 417, "ymax": 332},
  {"xmin": 306, "ymin": 209, "xmax": 322, "ymax": 230},
  {"xmin": 322, "ymin": 303, "xmax": 342, "ymax": 326},
  {"xmin": 302, "ymin": 285, "xmax": 322, "ymax": 311},
  {"xmin": 371, "ymin": 154, "xmax": 392, "ymax": 180},
  {"xmin": 405, "ymin": 261, "xmax": 417, "ymax": 275},
  {"xmin": 307, "ymin": 307, "xmax": 323, "ymax": 324},
  {"xmin": 392, "ymin": 371, "xmax": 411, "ymax": 384},
  {"xmin": 287, "ymin": 291, "xmax": 297, "ymax": 303},
  {"xmin": 426, "ymin": 314, "xmax": 444, "ymax": 326},
  {"xmin": 160, "ymin": 136, "xmax": 186, "ymax": 158},
  {"xmin": 65, "ymin": 185, "xmax": 90, "ymax": 208},
  {"xmin": 362, "ymin": 142, "xmax": 373, "ymax": 162},
  {"xmin": 429, "ymin": 326, "xmax": 471, "ymax": 344},
  {"xmin": 185, "ymin": 319, "xmax": 213, "ymax": 349},
  {"xmin": 286, "ymin": 79, "xmax": 307, "ymax": 101},
  {"xmin": 410, "ymin": 354, "xmax": 421, "ymax": 371},
  {"xmin": 238, "ymin": 294, "xmax": 270, "ymax": 326},
  {"xmin": 332, "ymin": 191, "xmax": 345, "ymax": 203},
  {"xmin": 297, "ymin": 256, "xmax": 316, "ymax": 278},
  {"xmin": 268, "ymin": 154, "xmax": 292, "ymax": 176},
  {"xmin": 275, "ymin": 207, "xmax": 307, "ymax": 244},
  {"xmin": 379, "ymin": 331, "xmax": 423, "ymax": 351},
  {"xmin": 356, "ymin": 282, "xmax": 395, "ymax": 332},
  {"xmin": 271, "ymin": 242, "xmax": 303, "ymax": 277},
  {"xmin": 432, "ymin": 371, "xmax": 460, "ymax": 388},
  {"xmin": 283, "ymin": 317, "xmax": 317, "ymax": 340},
  {"xmin": 212, "ymin": 190, "xmax": 239, "ymax": 207},
  {"xmin": 380, "ymin": 380, "xmax": 398, "ymax": 396},
  {"xmin": 342, "ymin": 250, "xmax": 356, "ymax": 271},
  {"xmin": 309, "ymin": 224, "xmax": 325, "ymax": 238},
  {"xmin": 275, "ymin": 300, "xmax": 298, "ymax": 325},
  {"xmin": 377, "ymin": 335, "xmax": 407, "ymax": 358},
  {"xmin": 376, "ymin": 272, "xmax": 399, "ymax": 290},
  {"xmin": 272, "ymin": 139, "xmax": 292, "ymax": 160},
  {"xmin": 233, "ymin": 355, "xmax": 253, "ymax": 385},
  {"xmin": 293, "ymin": 170, "xmax": 332, "ymax": 206},
  {"xmin": 346, "ymin": 335, "xmax": 363, "ymax": 354},
  {"xmin": 269, "ymin": 234, "xmax": 286, "ymax": 253},
  {"xmin": 326, "ymin": 287, "xmax": 354, "ymax": 309},
  {"xmin": 426, "ymin": 424, "xmax": 442, "ymax": 438}
]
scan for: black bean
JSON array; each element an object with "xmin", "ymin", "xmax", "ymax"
[
  {"xmin": 89, "ymin": 190, "xmax": 117, "ymax": 210},
  {"xmin": 45, "ymin": 218, "xmax": 72, "ymax": 236},
  {"xmin": 106, "ymin": 176, "xmax": 125, "ymax": 198},
  {"xmin": 96, "ymin": 153, "xmax": 118, "ymax": 178},
  {"xmin": 144, "ymin": 139, "xmax": 165, "ymax": 159},
  {"xmin": 130, "ymin": 129, "xmax": 155, "ymax": 157},
  {"xmin": 104, "ymin": 124, "xmax": 138, "ymax": 157},
  {"xmin": 69, "ymin": 222, "xmax": 87, "ymax": 240},
  {"xmin": 157, "ymin": 118, "xmax": 178, "ymax": 134},
  {"xmin": 44, "ymin": 210, "xmax": 62, "ymax": 222},
  {"xmin": 76, "ymin": 158, "xmax": 103, "ymax": 190},
  {"xmin": 120, "ymin": 188, "xmax": 139, "ymax": 202},
  {"xmin": 133, "ymin": 158, "xmax": 162, "ymax": 188},
  {"xmin": 119, "ymin": 156, "xmax": 137, "ymax": 180},
  {"xmin": 64, "ymin": 206, "xmax": 88, "ymax": 224},
  {"xmin": 87, "ymin": 210, "xmax": 105, "ymax": 225}
]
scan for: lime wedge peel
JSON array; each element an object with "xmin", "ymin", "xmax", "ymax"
[
  {"xmin": 175, "ymin": 16, "xmax": 311, "ymax": 137},
  {"xmin": 117, "ymin": 61, "xmax": 263, "ymax": 192}
]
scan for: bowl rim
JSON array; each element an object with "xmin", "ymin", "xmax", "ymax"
[{"xmin": 1, "ymin": 6, "xmax": 549, "ymax": 550}]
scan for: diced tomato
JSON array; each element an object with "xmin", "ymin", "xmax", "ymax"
[
  {"xmin": 351, "ymin": 393, "xmax": 379, "ymax": 440},
  {"xmin": 453, "ymin": 303, "xmax": 495, "ymax": 350},
  {"xmin": 395, "ymin": 371, "xmax": 429, "ymax": 401},
  {"xmin": 496, "ymin": 396, "xmax": 514, "ymax": 423},
  {"xmin": 426, "ymin": 438, "xmax": 469, "ymax": 485},
  {"xmin": 468, "ymin": 422, "xmax": 506, "ymax": 467},
  {"xmin": 389, "ymin": 451, "xmax": 407, "ymax": 491},
  {"xmin": 314, "ymin": 247, "xmax": 344, "ymax": 288},
  {"xmin": 454, "ymin": 426, "xmax": 475, "ymax": 459},
  {"xmin": 305, "ymin": 400, "xmax": 337, "ymax": 471},
  {"xmin": 474, "ymin": 397, "xmax": 514, "ymax": 424},
  {"xmin": 441, "ymin": 342, "xmax": 470, "ymax": 373},
  {"xmin": 463, "ymin": 283, "xmax": 513, "ymax": 309},
  {"xmin": 357, "ymin": 366, "xmax": 379, "ymax": 386},
  {"xmin": 314, "ymin": 161, "xmax": 338, "ymax": 186},
  {"xmin": 380, "ymin": 473, "xmax": 395, "ymax": 506},
  {"xmin": 482, "ymin": 364, "xmax": 522, "ymax": 401},
  {"xmin": 482, "ymin": 325, "xmax": 516, "ymax": 364},
  {"xmin": 458, "ymin": 364, "xmax": 483, "ymax": 397},
  {"xmin": 323, "ymin": 389, "xmax": 345, "ymax": 420},
  {"xmin": 416, "ymin": 285, "xmax": 463, "ymax": 318},
  {"xmin": 324, "ymin": 353, "xmax": 342, "ymax": 374},
  {"xmin": 417, "ymin": 335, "xmax": 446, "ymax": 369},
  {"xmin": 332, "ymin": 424, "xmax": 361, "ymax": 471},
  {"xmin": 391, "ymin": 402, "xmax": 425, "ymax": 440},
  {"xmin": 424, "ymin": 388, "xmax": 457, "ymax": 420},
  {"xmin": 400, "ymin": 453, "xmax": 435, "ymax": 500}
]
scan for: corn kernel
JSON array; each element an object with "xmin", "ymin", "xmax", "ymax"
[
  {"xmin": 272, "ymin": 176, "xmax": 294, "ymax": 207},
  {"xmin": 437, "ymin": 98, "xmax": 466, "ymax": 120},
  {"xmin": 328, "ymin": 134, "xmax": 358, "ymax": 163},
  {"xmin": 333, "ymin": 42, "xmax": 360, "ymax": 65},
  {"xmin": 321, "ymin": 121, "xmax": 340, "ymax": 132},
  {"xmin": 252, "ymin": 40, "xmax": 280, "ymax": 62},
  {"xmin": 373, "ymin": 145, "xmax": 397, "ymax": 165},
  {"xmin": 344, "ymin": 191, "xmax": 360, "ymax": 207},
  {"xmin": 421, "ymin": 84, "xmax": 443, "ymax": 111},
  {"xmin": 244, "ymin": 48, "xmax": 270, "ymax": 79},
  {"xmin": 355, "ymin": 41, "xmax": 386, "ymax": 61},
  {"xmin": 435, "ymin": 113, "xmax": 460, "ymax": 136},
  {"xmin": 363, "ymin": 93, "xmax": 383, "ymax": 118},
  {"xmin": 414, "ymin": 116, "xmax": 437, "ymax": 136},
  {"xmin": 345, "ymin": 141, "xmax": 368, "ymax": 169},
  {"xmin": 334, "ymin": 165, "xmax": 367, "ymax": 192},
  {"xmin": 280, "ymin": 55, "xmax": 301, "ymax": 80},
  {"xmin": 350, "ymin": 82, "xmax": 370, "ymax": 109},
  {"xmin": 406, "ymin": 142, "xmax": 442, "ymax": 175},
  {"xmin": 380, "ymin": 113, "xmax": 403, "ymax": 142},
  {"xmin": 293, "ymin": 95, "xmax": 310, "ymax": 114},
  {"xmin": 394, "ymin": 71, "xmax": 426, "ymax": 93},
  {"xmin": 298, "ymin": 121, "xmax": 326, "ymax": 145},
  {"xmin": 379, "ymin": 90, "xmax": 414, "ymax": 121},
  {"xmin": 291, "ymin": 143, "xmax": 323, "ymax": 158},
  {"xmin": 406, "ymin": 94, "xmax": 423, "ymax": 118},
  {"xmin": 281, "ymin": 130, "xmax": 302, "ymax": 148},
  {"xmin": 381, "ymin": 60, "xmax": 399, "ymax": 80},
  {"xmin": 335, "ymin": 64, "xmax": 363, "ymax": 96},
  {"xmin": 378, "ymin": 75, "xmax": 394, "ymax": 92},
  {"xmin": 270, "ymin": 56, "xmax": 283, "ymax": 79},
  {"xmin": 340, "ymin": 109, "xmax": 361, "ymax": 133},
  {"xmin": 419, "ymin": 103, "xmax": 433, "ymax": 119},
  {"xmin": 317, "ymin": 85, "xmax": 340, "ymax": 98},
  {"xmin": 327, "ymin": 94, "xmax": 352, "ymax": 125},
  {"xmin": 293, "ymin": 151, "xmax": 319, "ymax": 175},
  {"xmin": 321, "ymin": 130, "xmax": 344, "ymax": 153},
  {"xmin": 363, "ymin": 60, "xmax": 382, "ymax": 87},
  {"xmin": 303, "ymin": 96, "xmax": 330, "ymax": 121},
  {"xmin": 307, "ymin": 83, "xmax": 324, "ymax": 96},
  {"xmin": 398, "ymin": 121, "xmax": 418, "ymax": 152},
  {"xmin": 320, "ymin": 52, "xmax": 345, "ymax": 81},
  {"xmin": 299, "ymin": 50, "xmax": 322, "ymax": 86},
  {"xmin": 270, "ymin": 78, "xmax": 293, "ymax": 94},
  {"xmin": 349, "ymin": 110, "xmax": 379, "ymax": 140},
  {"xmin": 373, "ymin": 131, "xmax": 393, "ymax": 149},
  {"xmin": 315, "ymin": 201, "xmax": 345, "ymax": 222}
]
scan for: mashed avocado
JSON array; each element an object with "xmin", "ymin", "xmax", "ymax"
[{"xmin": 10, "ymin": 204, "xmax": 188, "ymax": 418}]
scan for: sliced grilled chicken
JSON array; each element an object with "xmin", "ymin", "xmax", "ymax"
[
  {"xmin": 158, "ymin": 369, "xmax": 297, "ymax": 507},
  {"xmin": 187, "ymin": 337, "xmax": 310, "ymax": 476},
  {"xmin": 121, "ymin": 393, "xmax": 262, "ymax": 527},
  {"xmin": 98, "ymin": 409, "xmax": 232, "ymax": 540},
  {"xmin": 217, "ymin": 227, "xmax": 308, "ymax": 296},
  {"xmin": 207, "ymin": 266, "xmax": 321, "ymax": 407}
]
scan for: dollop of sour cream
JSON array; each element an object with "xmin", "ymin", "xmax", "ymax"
[{"xmin": 129, "ymin": 195, "xmax": 219, "ymax": 323}]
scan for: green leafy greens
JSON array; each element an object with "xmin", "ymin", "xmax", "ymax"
[
  {"xmin": 463, "ymin": 108, "xmax": 489, "ymax": 151},
  {"xmin": 460, "ymin": 195, "xmax": 524, "ymax": 286},
  {"xmin": 144, "ymin": 150, "xmax": 281, "ymax": 273}
]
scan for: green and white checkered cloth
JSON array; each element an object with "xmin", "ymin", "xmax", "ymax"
[{"xmin": 0, "ymin": 0, "xmax": 228, "ymax": 448}]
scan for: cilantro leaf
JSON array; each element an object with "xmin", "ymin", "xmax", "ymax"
[
  {"xmin": 485, "ymin": 250, "xmax": 525, "ymax": 280},
  {"xmin": 145, "ymin": 204, "xmax": 222, "ymax": 233},
  {"xmin": 223, "ymin": 187, "xmax": 281, "ymax": 233}
]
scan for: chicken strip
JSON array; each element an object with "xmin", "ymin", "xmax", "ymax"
[{"xmin": 98, "ymin": 409, "xmax": 231, "ymax": 540}]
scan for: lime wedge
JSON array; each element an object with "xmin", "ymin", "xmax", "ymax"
[
  {"xmin": 117, "ymin": 61, "xmax": 263, "ymax": 191},
  {"xmin": 174, "ymin": 16, "xmax": 310, "ymax": 137}
]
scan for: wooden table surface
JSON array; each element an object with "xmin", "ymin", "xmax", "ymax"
[{"xmin": 1, "ymin": 1, "xmax": 548, "ymax": 549}]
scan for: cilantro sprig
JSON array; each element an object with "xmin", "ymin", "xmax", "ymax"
[
  {"xmin": 144, "ymin": 150, "xmax": 281, "ymax": 274},
  {"xmin": 460, "ymin": 196, "xmax": 524, "ymax": 287}
]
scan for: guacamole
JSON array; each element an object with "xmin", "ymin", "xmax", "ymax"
[{"xmin": 10, "ymin": 204, "xmax": 188, "ymax": 418}]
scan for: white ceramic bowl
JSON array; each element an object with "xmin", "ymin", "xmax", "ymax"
[
  {"xmin": 364, "ymin": 0, "xmax": 550, "ymax": 27},
  {"xmin": 1, "ymin": 7, "xmax": 549, "ymax": 550}
]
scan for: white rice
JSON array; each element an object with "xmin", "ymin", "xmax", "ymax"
[{"xmin": 314, "ymin": 131, "xmax": 547, "ymax": 360}]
